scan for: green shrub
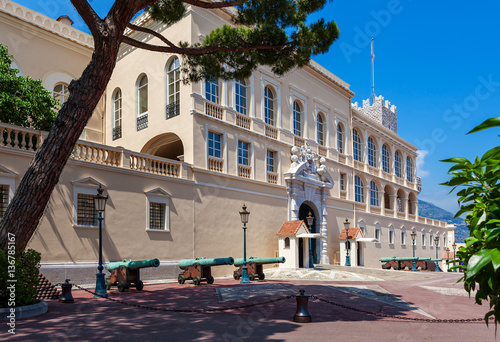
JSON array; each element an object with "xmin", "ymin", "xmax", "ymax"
[{"xmin": 0, "ymin": 249, "xmax": 41, "ymax": 308}]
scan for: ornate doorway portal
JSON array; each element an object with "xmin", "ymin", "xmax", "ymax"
[{"xmin": 285, "ymin": 145, "xmax": 334, "ymax": 264}]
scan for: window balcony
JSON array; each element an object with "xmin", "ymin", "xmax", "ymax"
[
  {"xmin": 112, "ymin": 126, "xmax": 122, "ymax": 140},
  {"xmin": 235, "ymin": 113, "xmax": 251, "ymax": 130},
  {"xmin": 265, "ymin": 124, "xmax": 278, "ymax": 139},
  {"xmin": 166, "ymin": 100, "xmax": 180, "ymax": 119},
  {"xmin": 238, "ymin": 165, "xmax": 251, "ymax": 178},
  {"xmin": 293, "ymin": 136, "xmax": 305, "ymax": 147},
  {"xmin": 206, "ymin": 102, "xmax": 223, "ymax": 120},
  {"xmin": 267, "ymin": 171, "xmax": 278, "ymax": 184},
  {"xmin": 137, "ymin": 114, "xmax": 148, "ymax": 131},
  {"xmin": 208, "ymin": 156, "xmax": 224, "ymax": 172}
]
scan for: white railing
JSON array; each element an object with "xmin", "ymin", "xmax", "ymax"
[
  {"xmin": 265, "ymin": 124, "xmax": 278, "ymax": 139},
  {"xmin": 72, "ymin": 142, "xmax": 121, "ymax": 167},
  {"xmin": 238, "ymin": 165, "xmax": 251, "ymax": 178},
  {"xmin": 206, "ymin": 102, "xmax": 223, "ymax": 120},
  {"xmin": 236, "ymin": 113, "xmax": 251, "ymax": 130},
  {"xmin": 129, "ymin": 152, "xmax": 180, "ymax": 177},
  {"xmin": 0, "ymin": 122, "xmax": 44, "ymax": 152},
  {"xmin": 208, "ymin": 156, "xmax": 224, "ymax": 172},
  {"xmin": 267, "ymin": 171, "xmax": 278, "ymax": 184}
]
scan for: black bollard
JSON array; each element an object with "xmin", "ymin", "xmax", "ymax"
[
  {"xmin": 59, "ymin": 279, "xmax": 75, "ymax": 303},
  {"xmin": 293, "ymin": 289, "xmax": 312, "ymax": 323}
]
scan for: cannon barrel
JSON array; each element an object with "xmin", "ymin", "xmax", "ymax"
[
  {"xmin": 178, "ymin": 257, "xmax": 234, "ymax": 270},
  {"xmin": 107, "ymin": 258, "xmax": 160, "ymax": 271},
  {"xmin": 379, "ymin": 257, "xmax": 397, "ymax": 262},
  {"xmin": 233, "ymin": 256, "xmax": 286, "ymax": 267}
]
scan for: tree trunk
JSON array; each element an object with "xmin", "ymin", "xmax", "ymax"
[{"xmin": 0, "ymin": 26, "xmax": 123, "ymax": 251}]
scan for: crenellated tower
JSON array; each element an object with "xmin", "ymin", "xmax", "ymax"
[{"xmin": 352, "ymin": 95, "xmax": 398, "ymax": 133}]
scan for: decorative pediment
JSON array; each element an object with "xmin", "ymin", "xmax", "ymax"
[
  {"xmin": 0, "ymin": 165, "xmax": 17, "ymax": 178},
  {"xmin": 145, "ymin": 187, "xmax": 171, "ymax": 198},
  {"xmin": 285, "ymin": 145, "xmax": 333, "ymax": 187},
  {"xmin": 71, "ymin": 176, "xmax": 103, "ymax": 189}
]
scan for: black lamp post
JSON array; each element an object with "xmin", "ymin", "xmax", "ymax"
[
  {"xmin": 452, "ymin": 242, "xmax": 457, "ymax": 272},
  {"xmin": 306, "ymin": 212, "xmax": 314, "ymax": 269},
  {"xmin": 94, "ymin": 185, "xmax": 108, "ymax": 298},
  {"xmin": 344, "ymin": 218, "xmax": 351, "ymax": 267},
  {"xmin": 446, "ymin": 247, "xmax": 450, "ymax": 271},
  {"xmin": 410, "ymin": 231, "xmax": 417, "ymax": 271},
  {"xmin": 239, "ymin": 204, "xmax": 250, "ymax": 284},
  {"xmin": 434, "ymin": 236, "xmax": 441, "ymax": 272}
]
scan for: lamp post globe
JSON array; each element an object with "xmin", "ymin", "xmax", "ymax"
[
  {"xmin": 344, "ymin": 218, "xmax": 351, "ymax": 267},
  {"xmin": 410, "ymin": 231, "xmax": 417, "ymax": 272},
  {"xmin": 446, "ymin": 247, "xmax": 450, "ymax": 271},
  {"xmin": 94, "ymin": 185, "xmax": 108, "ymax": 298},
  {"xmin": 239, "ymin": 204, "xmax": 250, "ymax": 284},
  {"xmin": 452, "ymin": 242, "xmax": 457, "ymax": 272},
  {"xmin": 306, "ymin": 212, "xmax": 314, "ymax": 269},
  {"xmin": 434, "ymin": 236, "xmax": 441, "ymax": 272}
]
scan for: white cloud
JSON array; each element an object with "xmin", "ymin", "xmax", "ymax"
[{"xmin": 416, "ymin": 150, "xmax": 430, "ymax": 177}]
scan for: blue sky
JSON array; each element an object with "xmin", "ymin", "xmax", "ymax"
[{"xmin": 15, "ymin": 0, "xmax": 500, "ymax": 214}]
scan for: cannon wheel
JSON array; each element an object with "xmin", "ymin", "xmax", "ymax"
[
  {"xmin": 136, "ymin": 280, "xmax": 144, "ymax": 291},
  {"xmin": 193, "ymin": 276, "xmax": 201, "ymax": 286},
  {"xmin": 105, "ymin": 279, "xmax": 112, "ymax": 290},
  {"xmin": 233, "ymin": 272, "xmax": 240, "ymax": 280},
  {"xmin": 258, "ymin": 274, "xmax": 265, "ymax": 280},
  {"xmin": 178, "ymin": 275, "xmax": 186, "ymax": 284},
  {"xmin": 118, "ymin": 281, "xmax": 127, "ymax": 292},
  {"xmin": 207, "ymin": 276, "xmax": 214, "ymax": 285},
  {"xmin": 249, "ymin": 273, "xmax": 255, "ymax": 281}
]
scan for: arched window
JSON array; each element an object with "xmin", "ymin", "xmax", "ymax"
[
  {"xmin": 112, "ymin": 88, "xmax": 122, "ymax": 140},
  {"xmin": 284, "ymin": 237, "xmax": 290, "ymax": 249},
  {"xmin": 337, "ymin": 123, "xmax": 344, "ymax": 153},
  {"xmin": 235, "ymin": 79, "xmax": 247, "ymax": 115},
  {"xmin": 264, "ymin": 86, "xmax": 275, "ymax": 125},
  {"xmin": 53, "ymin": 83, "xmax": 69, "ymax": 106},
  {"xmin": 354, "ymin": 175, "xmax": 364, "ymax": 203},
  {"xmin": 167, "ymin": 57, "xmax": 180, "ymax": 118},
  {"xmin": 353, "ymin": 129, "xmax": 362, "ymax": 161},
  {"xmin": 205, "ymin": 77, "xmax": 219, "ymax": 103},
  {"xmin": 394, "ymin": 151, "xmax": 402, "ymax": 178},
  {"xmin": 293, "ymin": 101, "xmax": 302, "ymax": 136},
  {"xmin": 401, "ymin": 230, "xmax": 406, "ymax": 245},
  {"xmin": 406, "ymin": 156, "xmax": 414, "ymax": 182},
  {"xmin": 138, "ymin": 75, "xmax": 148, "ymax": 116},
  {"xmin": 382, "ymin": 144, "xmax": 390, "ymax": 173},
  {"xmin": 368, "ymin": 137, "xmax": 377, "ymax": 167},
  {"xmin": 317, "ymin": 113, "xmax": 325, "ymax": 145},
  {"xmin": 370, "ymin": 181, "xmax": 379, "ymax": 206}
]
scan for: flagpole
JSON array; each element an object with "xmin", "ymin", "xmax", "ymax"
[{"xmin": 371, "ymin": 38, "xmax": 375, "ymax": 104}]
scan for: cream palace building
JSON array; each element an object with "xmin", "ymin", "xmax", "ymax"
[{"xmin": 0, "ymin": 0, "xmax": 454, "ymax": 282}]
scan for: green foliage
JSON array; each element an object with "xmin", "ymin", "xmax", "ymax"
[
  {"xmin": 0, "ymin": 249, "xmax": 41, "ymax": 308},
  {"xmin": 148, "ymin": 0, "xmax": 339, "ymax": 82},
  {"xmin": 441, "ymin": 117, "xmax": 500, "ymax": 326},
  {"xmin": 0, "ymin": 44, "xmax": 58, "ymax": 131}
]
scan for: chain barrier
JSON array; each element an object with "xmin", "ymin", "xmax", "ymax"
[
  {"xmin": 70, "ymin": 283, "xmax": 294, "ymax": 313},
  {"xmin": 310, "ymin": 295, "xmax": 491, "ymax": 324},
  {"xmin": 65, "ymin": 283, "xmax": 492, "ymax": 323}
]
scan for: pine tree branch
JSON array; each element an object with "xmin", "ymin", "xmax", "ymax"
[
  {"xmin": 70, "ymin": 0, "xmax": 103, "ymax": 38},
  {"xmin": 122, "ymin": 36, "xmax": 290, "ymax": 55},
  {"xmin": 182, "ymin": 0, "xmax": 244, "ymax": 9},
  {"xmin": 127, "ymin": 23, "xmax": 176, "ymax": 47}
]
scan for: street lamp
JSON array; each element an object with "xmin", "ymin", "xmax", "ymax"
[
  {"xmin": 344, "ymin": 218, "xmax": 351, "ymax": 267},
  {"xmin": 446, "ymin": 247, "xmax": 450, "ymax": 271},
  {"xmin": 306, "ymin": 212, "xmax": 314, "ymax": 269},
  {"xmin": 94, "ymin": 184, "xmax": 108, "ymax": 298},
  {"xmin": 452, "ymin": 242, "xmax": 457, "ymax": 273},
  {"xmin": 434, "ymin": 236, "xmax": 441, "ymax": 272},
  {"xmin": 410, "ymin": 231, "xmax": 417, "ymax": 272},
  {"xmin": 239, "ymin": 204, "xmax": 250, "ymax": 284}
]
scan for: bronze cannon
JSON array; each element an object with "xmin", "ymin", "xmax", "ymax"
[
  {"xmin": 105, "ymin": 258, "xmax": 160, "ymax": 292},
  {"xmin": 233, "ymin": 256, "xmax": 285, "ymax": 281},
  {"xmin": 178, "ymin": 257, "xmax": 234, "ymax": 285}
]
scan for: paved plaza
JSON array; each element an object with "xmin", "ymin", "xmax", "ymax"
[{"xmin": 5, "ymin": 266, "xmax": 496, "ymax": 341}]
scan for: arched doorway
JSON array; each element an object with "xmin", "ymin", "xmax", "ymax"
[
  {"xmin": 299, "ymin": 202, "xmax": 318, "ymax": 264},
  {"xmin": 141, "ymin": 133, "xmax": 184, "ymax": 161}
]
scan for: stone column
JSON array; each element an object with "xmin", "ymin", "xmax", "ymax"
[{"xmin": 320, "ymin": 190, "xmax": 329, "ymax": 264}]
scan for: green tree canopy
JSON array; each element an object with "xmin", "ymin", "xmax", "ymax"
[
  {"xmin": 0, "ymin": 44, "xmax": 57, "ymax": 131},
  {"xmin": 441, "ymin": 117, "xmax": 500, "ymax": 326}
]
